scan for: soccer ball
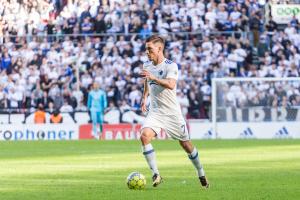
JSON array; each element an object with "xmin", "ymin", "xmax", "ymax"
[{"xmin": 126, "ymin": 172, "xmax": 146, "ymax": 190}]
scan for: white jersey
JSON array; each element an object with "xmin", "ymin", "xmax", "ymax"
[
  {"xmin": 142, "ymin": 58, "xmax": 189, "ymax": 141},
  {"xmin": 143, "ymin": 58, "xmax": 182, "ymax": 116}
]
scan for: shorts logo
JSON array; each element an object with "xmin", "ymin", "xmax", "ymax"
[{"xmin": 181, "ymin": 124, "xmax": 186, "ymax": 134}]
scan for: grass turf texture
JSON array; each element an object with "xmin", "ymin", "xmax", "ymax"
[{"xmin": 0, "ymin": 140, "xmax": 299, "ymax": 200}]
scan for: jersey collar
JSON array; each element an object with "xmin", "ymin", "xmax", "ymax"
[{"xmin": 154, "ymin": 58, "xmax": 166, "ymax": 68}]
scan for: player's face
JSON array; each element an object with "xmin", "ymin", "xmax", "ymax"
[
  {"xmin": 93, "ymin": 83, "xmax": 99, "ymax": 90},
  {"xmin": 145, "ymin": 42, "xmax": 160, "ymax": 62}
]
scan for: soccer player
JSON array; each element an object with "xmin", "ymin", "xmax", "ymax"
[
  {"xmin": 140, "ymin": 35, "xmax": 209, "ymax": 188},
  {"xmin": 87, "ymin": 82, "xmax": 107, "ymax": 139}
]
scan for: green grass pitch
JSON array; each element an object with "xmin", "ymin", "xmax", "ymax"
[{"xmin": 0, "ymin": 139, "xmax": 300, "ymax": 200}]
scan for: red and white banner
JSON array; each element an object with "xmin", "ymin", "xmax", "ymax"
[
  {"xmin": 0, "ymin": 123, "xmax": 168, "ymax": 141},
  {"xmin": 79, "ymin": 124, "xmax": 168, "ymax": 140}
]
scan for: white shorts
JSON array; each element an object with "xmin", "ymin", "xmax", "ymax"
[{"xmin": 141, "ymin": 113, "xmax": 190, "ymax": 141}]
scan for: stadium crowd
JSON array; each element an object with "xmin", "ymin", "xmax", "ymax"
[
  {"xmin": 218, "ymin": 81, "xmax": 300, "ymax": 108},
  {"xmin": 1, "ymin": 0, "xmax": 300, "ymax": 121}
]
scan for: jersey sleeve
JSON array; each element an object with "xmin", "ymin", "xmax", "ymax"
[
  {"xmin": 166, "ymin": 63, "xmax": 179, "ymax": 80},
  {"xmin": 101, "ymin": 91, "xmax": 108, "ymax": 109}
]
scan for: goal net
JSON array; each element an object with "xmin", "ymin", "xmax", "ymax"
[{"xmin": 211, "ymin": 77, "xmax": 300, "ymax": 139}]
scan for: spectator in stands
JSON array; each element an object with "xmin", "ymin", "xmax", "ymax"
[
  {"xmin": 291, "ymin": 95, "xmax": 300, "ymax": 106},
  {"xmin": 128, "ymin": 85, "xmax": 142, "ymax": 110},
  {"xmin": 200, "ymin": 80, "xmax": 211, "ymax": 118},
  {"xmin": 77, "ymin": 99, "xmax": 88, "ymax": 111},
  {"xmin": 72, "ymin": 85, "xmax": 84, "ymax": 107},
  {"xmin": 81, "ymin": 17, "xmax": 93, "ymax": 34},
  {"xmin": 216, "ymin": 5, "xmax": 229, "ymax": 31},
  {"xmin": 177, "ymin": 91, "xmax": 189, "ymax": 119},
  {"xmin": 290, "ymin": 15, "xmax": 300, "ymax": 30},
  {"xmin": 34, "ymin": 103, "xmax": 46, "ymax": 124},
  {"xmin": 60, "ymin": 100, "xmax": 73, "ymax": 113},
  {"xmin": 52, "ymin": 90, "xmax": 64, "ymax": 110},
  {"xmin": 48, "ymin": 101, "xmax": 55, "ymax": 114},
  {"xmin": 32, "ymin": 83, "xmax": 43, "ymax": 104},
  {"xmin": 188, "ymin": 90, "xmax": 201, "ymax": 119},
  {"xmin": 139, "ymin": 24, "xmax": 152, "ymax": 40},
  {"xmin": 38, "ymin": 91, "xmax": 52, "ymax": 109},
  {"xmin": 250, "ymin": 12, "xmax": 261, "ymax": 47},
  {"xmin": 1, "ymin": 52, "xmax": 12, "ymax": 73},
  {"xmin": 0, "ymin": 84, "xmax": 7, "ymax": 109},
  {"xmin": 266, "ymin": 16, "xmax": 278, "ymax": 33},
  {"xmin": 94, "ymin": 13, "xmax": 106, "ymax": 34},
  {"xmin": 7, "ymin": 87, "xmax": 23, "ymax": 112}
]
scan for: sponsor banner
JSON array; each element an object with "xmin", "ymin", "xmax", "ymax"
[
  {"xmin": 216, "ymin": 122, "xmax": 300, "ymax": 139},
  {"xmin": 271, "ymin": 4, "xmax": 300, "ymax": 24},
  {"xmin": 1, "ymin": 122, "xmax": 299, "ymax": 141},
  {"xmin": 0, "ymin": 124, "xmax": 78, "ymax": 141},
  {"xmin": 78, "ymin": 124, "xmax": 168, "ymax": 140},
  {"xmin": 189, "ymin": 120, "xmax": 215, "ymax": 139},
  {"xmin": 0, "ymin": 123, "xmax": 168, "ymax": 141},
  {"xmin": 217, "ymin": 107, "xmax": 300, "ymax": 122},
  {"xmin": 189, "ymin": 121, "xmax": 300, "ymax": 139}
]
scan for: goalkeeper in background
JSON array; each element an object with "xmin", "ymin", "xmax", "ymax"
[{"xmin": 87, "ymin": 82, "xmax": 107, "ymax": 139}]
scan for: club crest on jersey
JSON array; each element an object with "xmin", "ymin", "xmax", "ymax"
[{"xmin": 159, "ymin": 70, "xmax": 163, "ymax": 76}]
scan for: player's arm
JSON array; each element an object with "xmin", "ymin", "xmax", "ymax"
[
  {"xmin": 140, "ymin": 64, "xmax": 177, "ymax": 90},
  {"xmin": 101, "ymin": 91, "xmax": 108, "ymax": 110},
  {"xmin": 140, "ymin": 79, "xmax": 149, "ymax": 113},
  {"xmin": 142, "ymin": 79, "xmax": 149, "ymax": 98},
  {"xmin": 151, "ymin": 77, "xmax": 176, "ymax": 90}
]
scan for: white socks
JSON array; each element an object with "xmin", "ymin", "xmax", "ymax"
[
  {"xmin": 188, "ymin": 147, "xmax": 205, "ymax": 177},
  {"xmin": 142, "ymin": 144, "xmax": 204, "ymax": 177},
  {"xmin": 142, "ymin": 143, "xmax": 159, "ymax": 175}
]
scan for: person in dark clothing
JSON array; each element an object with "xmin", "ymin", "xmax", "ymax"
[
  {"xmin": 250, "ymin": 12, "xmax": 261, "ymax": 47},
  {"xmin": 187, "ymin": 90, "xmax": 201, "ymax": 119},
  {"xmin": 67, "ymin": 14, "xmax": 77, "ymax": 34},
  {"xmin": 94, "ymin": 13, "xmax": 106, "ymax": 34},
  {"xmin": 266, "ymin": 16, "xmax": 278, "ymax": 32}
]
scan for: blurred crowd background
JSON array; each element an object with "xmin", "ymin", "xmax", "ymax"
[{"xmin": 1, "ymin": 0, "xmax": 300, "ymax": 122}]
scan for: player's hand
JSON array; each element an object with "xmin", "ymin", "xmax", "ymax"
[
  {"xmin": 140, "ymin": 70, "xmax": 156, "ymax": 81},
  {"xmin": 140, "ymin": 98, "xmax": 147, "ymax": 113}
]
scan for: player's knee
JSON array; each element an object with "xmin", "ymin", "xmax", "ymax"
[
  {"xmin": 140, "ymin": 128, "xmax": 154, "ymax": 144},
  {"xmin": 140, "ymin": 134, "xmax": 147, "ymax": 144}
]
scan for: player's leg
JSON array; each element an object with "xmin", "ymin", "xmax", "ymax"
[
  {"xmin": 97, "ymin": 111, "xmax": 104, "ymax": 138},
  {"xmin": 90, "ymin": 111, "xmax": 98, "ymax": 139},
  {"xmin": 179, "ymin": 140, "xmax": 209, "ymax": 188},
  {"xmin": 140, "ymin": 127, "xmax": 162, "ymax": 187}
]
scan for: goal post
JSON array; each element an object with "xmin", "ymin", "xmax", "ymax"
[{"xmin": 211, "ymin": 77, "xmax": 300, "ymax": 139}]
